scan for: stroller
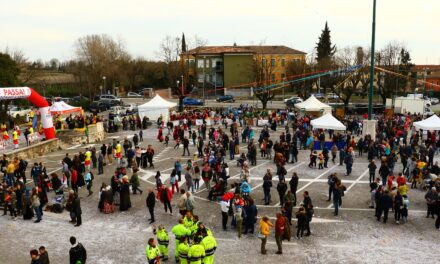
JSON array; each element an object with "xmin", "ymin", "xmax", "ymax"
[{"xmin": 51, "ymin": 193, "xmax": 66, "ymax": 213}]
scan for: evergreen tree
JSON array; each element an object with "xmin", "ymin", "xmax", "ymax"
[
  {"xmin": 0, "ymin": 53, "xmax": 20, "ymax": 122},
  {"xmin": 315, "ymin": 22, "xmax": 337, "ymax": 94},
  {"xmin": 181, "ymin": 33, "xmax": 187, "ymax": 52},
  {"xmin": 316, "ymin": 22, "xmax": 336, "ymax": 65}
]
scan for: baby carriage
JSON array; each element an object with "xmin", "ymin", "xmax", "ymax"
[{"xmin": 51, "ymin": 193, "xmax": 66, "ymax": 213}]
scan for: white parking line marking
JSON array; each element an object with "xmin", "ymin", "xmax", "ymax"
[
  {"xmin": 295, "ymin": 164, "xmax": 338, "ymax": 194},
  {"xmin": 327, "ymin": 168, "xmax": 369, "ymax": 209}
]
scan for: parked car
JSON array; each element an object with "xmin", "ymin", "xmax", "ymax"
[
  {"xmin": 430, "ymin": 97, "xmax": 439, "ymax": 105},
  {"xmin": 71, "ymin": 96, "xmax": 89, "ymax": 103},
  {"xmin": 285, "ymin": 98, "xmax": 303, "ymax": 107},
  {"xmin": 284, "ymin": 96, "xmax": 302, "ymax": 103},
  {"xmin": 97, "ymin": 94, "xmax": 122, "ymax": 102},
  {"xmin": 425, "ymin": 108, "xmax": 435, "ymax": 116},
  {"xmin": 312, "ymin": 93, "xmax": 325, "ymax": 99},
  {"xmin": 88, "ymin": 101, "xmax": 108, "ymax": 114},
  {"xmin": 8, "ymin": 106, "xmax": 31, "ymax": 118},
  {"xmin": 137, "ymin": 88, "xmax": 154, "ymax": 97},
  {"xmin": 326, "ymin": 93, "xmax": 340, "ymax": 99},
  {"xmin": 183, "ymin": 97, "xmax": 204, "ymax": 106},
  {"xmin": 109, "ymin": 106, "xmax": 124, "ymax": 115},
  {"xmin": 216, "ymin": 95, "xmax": 235, "ymax": 102},
  {"xmin": 102, "ymin": 99, "xmax": 121, "ymax": 108},
  {"xmin": 123, "ymin": 103, "xmax": 138, "ymax": 114},
  {"xmin": 127, "ymin": 92, "xmax": 142, "ymax": 98}
]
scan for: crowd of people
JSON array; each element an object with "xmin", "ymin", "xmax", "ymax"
[{"xmin": 3, "ymin": 104, "xmax": 440, "ymax": 263}]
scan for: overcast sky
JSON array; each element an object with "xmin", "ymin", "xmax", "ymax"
[{"xmin": 1, "ymin": 0, "xmax": 439, "ymax": 64}]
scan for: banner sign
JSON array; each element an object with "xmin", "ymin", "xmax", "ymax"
[
  {"xmin": 195, "ymin": 119, "xmax": 204, "ymax": 126},
  {"xmin": 0, "ymin": 87, "xmax": 31, "ymax": 99}
]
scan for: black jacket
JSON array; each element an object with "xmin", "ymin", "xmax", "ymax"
[
  {"xmin": 289, "ymin": 176, "xmax": 298, "ymax": 190},
  {"xmin": 71, "ymin": 196, "xmax": 82, "ymax": 215},
  {"xmin": 69, "ymin": 243, "xmax": 87, "ymax": 264},
  {"xmin": 146, "ymin": 192, "xmax": 156, "ymax": 208},
  {"xmin": 379, "ymin": 194, "xmax": 393, "ymax": 209}
]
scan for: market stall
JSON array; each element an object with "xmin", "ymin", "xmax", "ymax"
[
  {"xmin": 294, "ymin": 95, "xmax": 332, "ymax": 116},
  {"xmin": 138, "ymin": 95, "xmax": 177, "ymax": 122}
]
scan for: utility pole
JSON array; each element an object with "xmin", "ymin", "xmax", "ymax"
[
  {"xmin": 368, "ymin": 0, "xmax": 376, "ymax": 120},
  {"xmin": 282, "ymin": 77, "xmax": 285, "ymax": 100}
]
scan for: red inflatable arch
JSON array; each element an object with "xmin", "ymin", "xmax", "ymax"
[{"xmin": 0, "ymin": 87, "xmax": 56, "ymax": 139}]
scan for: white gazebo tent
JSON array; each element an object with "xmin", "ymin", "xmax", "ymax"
[
  {"xmin": 49, "ymin": 101, "xmax": 82, "ymax": 115},
  {"xmin": 413, "ymin": 114, "xmax": 440, "ymax": 130},
  {"xmin": 310, "ymin": 113, "xmax": 346, "ymax": 130},
  {"xmin": 138, "ymin": 94, "xmax": 177, "ymax": 121},
  {"xmin": 294, "ymin": 95, "xmax": 332, "ymax": 115}
]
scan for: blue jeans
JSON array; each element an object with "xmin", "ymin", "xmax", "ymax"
[
  {"xmin": 381, "ymin": 176, "xmax": 387, "ymax": 186},
  {"xmin": 333, "ymin": 199, "xmax": 339, "ymax": 215},
  {"xmin": 263, "ymin": 189, "xmax": 271, "ymax": 204},
  {"xmin": 6, "ymin": 173, "xmax": 14, "ymax": 187},
  {"xmin": 34, "ymin": 207, "xmax": 42, "ymax": 221},
  {"xmin": 346, "ymin": 163, "xmax": 352, "ymax": 175}
]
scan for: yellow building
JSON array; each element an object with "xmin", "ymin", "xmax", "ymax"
[{"xmin": 180, "ymin": 45, "xmax": 306, "ymax": 90}]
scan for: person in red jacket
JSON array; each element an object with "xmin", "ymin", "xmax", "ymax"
[
  {"xmin": 396, "ymin": 173, "xmax": 406, "ymax": 187},
  {"xmin": 275, "ymin": 212, "xmax": 286, "ymax": 255},
  {"xmin": 157, "ymin": 184, "xmax": 173, "ymax": 215},
  {"xmin": 70, "ymin": 167, "xmax": 78, "ymax": 193}
]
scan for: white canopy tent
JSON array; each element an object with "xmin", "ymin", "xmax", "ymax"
[
  {"xmin": 138, "ymin": 94, "xmax": 177, "ymax": 121},
  {"xmin": 310, "ymin": 113, "xmax": 346, "ymax": 130},
  {"xmin": 295, "ymin": 95, "xmax": 332, "ymax": 114},
  {"xmin": 49, "ymin": 101, "xmax": 82, "ymax": 115},
  {"xmin": 413, "ymin": 114, "xmax": 440, "ymax": 130}
]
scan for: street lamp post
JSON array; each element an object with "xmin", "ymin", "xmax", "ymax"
[
  {"xmin": 177, "ymin": 80, "xmax": 180, "ymax": 94},
  {"xmin": 102, "ymin": 76, "xmax": 106, "ymax": 95},
  {"xmin": 181, "ymin": 75, "xmax": 184, "ymax": 95},
  {"xmin": 368, "ymin": 0, "xmax": 376, "ymax": 120}
]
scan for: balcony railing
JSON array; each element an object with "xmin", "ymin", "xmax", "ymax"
[{"xmin": 215, "ymin": 65, "xmax": 224, "ymax": 72}]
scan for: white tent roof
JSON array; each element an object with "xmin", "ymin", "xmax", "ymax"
[
  {"xmin": 295, "ymin": 95, "xmax": 332, "ymax": 112},
  {"xmin": 310, "ymin": 113, "xmax": 346, "ymax": 130},
  {"xmin": 413, "ymin": 114, "xmax": 440, "ymax": 130},
  {"xmin": 138, "ymin": 94, "xmax": 177, "ymax": 109},
  {"xmin": 49, "ymin": 101, "xmax": 81, "ymax": 114},
  {"xmin": 138, "ymin": 94, "xmax": 176, "ymax": 122}
]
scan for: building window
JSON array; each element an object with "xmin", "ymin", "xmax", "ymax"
[
  {"xmin": 281, "ymin": 58, "xmax": 285, "ymax": 67},
  {"xmin": 198, "ymin": 73, "xmax": 204, "ymax": 83},
  {"xmin": 197, "ymin": 59, "xmax": 204, "ymax": 68},
  {"xmin": 271, "ymin": 74, "xmax": 276, "ymax": 82},
  {"xmin": 271, "ymin": 58, "xmax": 275, "ymax": 67},
  {"xmin": 262, "ymin": 58, "xmax": 266, "ymax": 66},
  {"xmin": 189, "ymin": 59, "xmax": 195, "ymax": 67}
]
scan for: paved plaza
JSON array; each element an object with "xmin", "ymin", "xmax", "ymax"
[{"xmin": 1, "ymin": 125, "xmax": 439, "ymax": 264}]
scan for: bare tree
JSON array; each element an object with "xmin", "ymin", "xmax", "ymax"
[
  {"xmin": 73, "ymin": 34, "xmax": 129, "ymax": 98},
  {"xmin": 157, "ymin": 35, "xmax": 182, "ymax": 93},
  {"xmin": 375, "ymin": 42, "xmax": 411, "ymax": 104},
  {"xmin": 252, "ymin": 46, "xmax": 276, "ymax": 109}
]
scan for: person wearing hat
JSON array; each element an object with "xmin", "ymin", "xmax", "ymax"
[
  {"xmin": 172, "ymin": 219, "xmax": 191, "ymax": 262},
  {"xmin": 201, "ymin": 229, "xmax": 217, "ymax": 264},
  {"xmin": 188, "ymin": 236, "xmax": 205, "ymax": 264},
  {"xmin": 154, "ymin": 225, "xmax": 170, "ymax": 261},
  {"xmin": 145, "ymin": 238, "xmax": 161, "ymax": 264},
  {"xmin": 177, "ymin": 237, "xmax": 190, "ymax": 264}
]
